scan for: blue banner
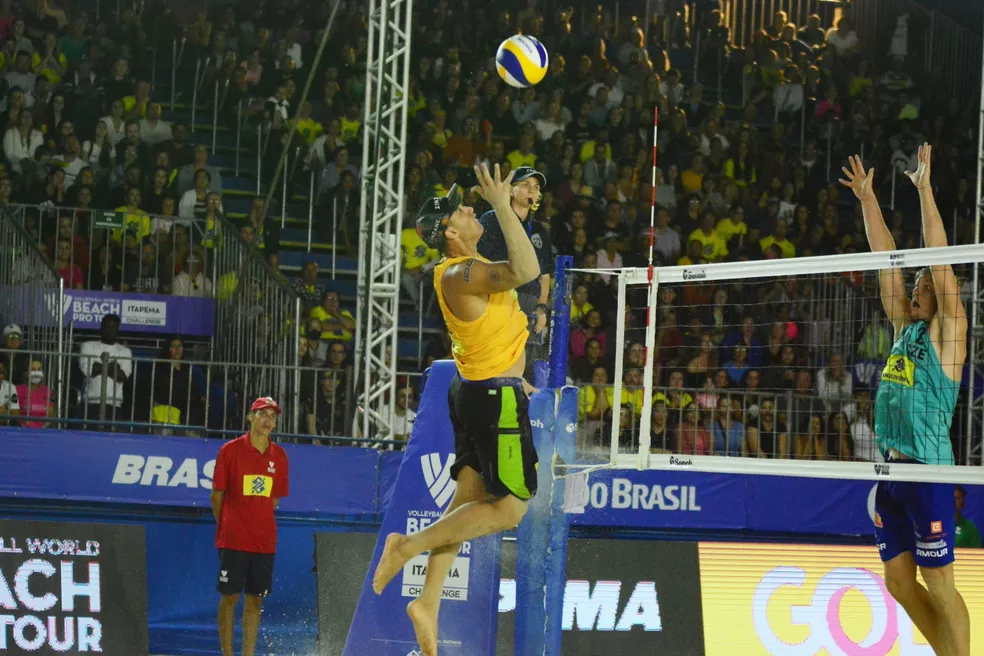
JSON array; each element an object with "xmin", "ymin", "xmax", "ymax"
[
  {"xmin": 344, "ymin": 361, "xmax": 502, "ymax": 655},
  {"xmin": 2, "ymin": 286, "xmax": 215, "ymax": 336},
  {"xmin": 0, "ymin": 429, "xmax": 377, "ymax": 515}
]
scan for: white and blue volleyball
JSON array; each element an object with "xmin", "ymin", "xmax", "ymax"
[{"xmin": 495, "ymin": 35, "xmax": 549, "ymax": 89}]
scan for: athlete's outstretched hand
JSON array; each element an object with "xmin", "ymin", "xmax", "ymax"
[
  {"xmin": 839, "ymin": 155, "xmax": 875, "ymax": 201},
  {"xmin": 473, "ymin": 162, "xmax": 515, "ymax": 209},
  {"xmin": 904, "ymin": 142, "xmax": 932, "ymax": 190}
]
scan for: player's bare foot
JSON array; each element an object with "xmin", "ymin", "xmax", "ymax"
[
  {"xmin": 373, "ymin": 533, "xmax": 410, "ymax": 594},
  {"xmin": 407, "ymin": 598, "xmax": 439, "ymax": 656}
]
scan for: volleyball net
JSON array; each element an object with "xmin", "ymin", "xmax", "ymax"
[{"xmin": 556, "ymin": 243, "xmax": 984, "ymax": 485}]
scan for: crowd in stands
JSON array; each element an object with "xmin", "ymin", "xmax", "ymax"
[{"xmin": 0, "ymin": 0, "xmax": 980, "ymax": 462}]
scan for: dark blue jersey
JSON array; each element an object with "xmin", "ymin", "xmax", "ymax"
[{"xmin": 476, "ymin": 209, "xmax": 552, "ymax": 313}]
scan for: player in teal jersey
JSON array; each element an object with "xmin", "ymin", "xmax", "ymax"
[{"xmin": 841, "ymin": 146, "xmax": 970, "ymax": 655}]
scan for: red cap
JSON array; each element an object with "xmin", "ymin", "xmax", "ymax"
[{"xmin": 250, "ymin": 397, "xmax": 282, "ymax": 415}]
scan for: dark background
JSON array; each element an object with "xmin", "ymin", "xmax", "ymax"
[{"xmin": 0, "ymin": 519, "xmax": 148, "ymax": 656}]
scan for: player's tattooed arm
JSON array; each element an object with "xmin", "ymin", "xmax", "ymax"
[{"xmin": 450, "ymin": 258, "xmax": 516, "ymax": 295}]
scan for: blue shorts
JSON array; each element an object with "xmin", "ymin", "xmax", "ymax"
[{"xmin": 873, "ymin": 463, "xmax": 956, "ymax": 568}]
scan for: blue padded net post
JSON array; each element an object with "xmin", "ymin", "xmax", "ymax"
[{"xmin": 514, "ymin": 257, "xmax": 573, "ymax": 656}]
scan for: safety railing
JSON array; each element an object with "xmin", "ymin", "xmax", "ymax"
[
  {"xmin": 210, "ymin": 213, "xmax": 302, "ymax": 391},
  {"xmin": 6, "ymin": 203, "xmax": 225, "ymax": 297},
  {"xmin": 0, "ymin": 342, "xmax": 423, "ymax": 450},
  {"xmin": 0, "ymin": 208, "xmax": 66, "ymax": 419}
]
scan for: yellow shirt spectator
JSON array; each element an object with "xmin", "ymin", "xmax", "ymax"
[
  {"xmin": 296, "ymin": 118, "xmax": 324, "ymax": 145},
  {"xmin": 310, "ymin": 306, "xmax": 355, "ymax": 342},
  {"xmin": 759, "ymin": 235, "xmax": 796, "ymax": 258},
  {"xmin": 340, "ymin": 117, "xmax": 361, "ymax": 143},
  {"xmin": 680, "ymin": 169, "xmax": 703, "ymax": 195},
  {"xmin": 111, "ymin": 207, "xmax": 151, "ymax": 243},
  {"xmin": 571, "ymin": 300, "xmax": 594, "ymax": 323},
  {"xmin": 401, "ymin": 227, "xmax": 439, "ymax": 270},
  {"xmin": 31, "ymin": 51, "xmax": 68, "ymax": 85},
  {"xmin": 653, "ymin": 391, "xmax": 693, "ymax": 409},
  {"xmin": 579, "ymin": 140, "xmax": 613, "ymax": 163},
  {"xmin": 716, "ymin": 217, "xmax": 748, "ymax": 245},
  {"xmin": 122, "ymin": 95, "xmax": 149, "ymax": 118},
  {"xmin": 506, "ymin": 149, "xmax": 537, "ymax": 170},
  {"xmin": 688, "ymin": 228, "xmax": 729, "ymax": 262}
]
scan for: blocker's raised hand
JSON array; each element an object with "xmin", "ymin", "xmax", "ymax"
[
  {"xmin": 904, "ymin": 142, "xmax": 932, "ymax": 190},
  {"xmin": 473, "ymin": 162, "xmax": 515, "ymax": 209},
  {"xmin": 839, "ymin": 155, "xmax": 875, "ymax": 201}
]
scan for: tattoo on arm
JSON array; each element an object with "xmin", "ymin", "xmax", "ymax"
[
  {"xmin": 463, "ymin": 260, "xmax": 473, "ymax": 283},
  {"xmin": 488, "ymin": 269, "xmax": 500, "ymax": 282}
]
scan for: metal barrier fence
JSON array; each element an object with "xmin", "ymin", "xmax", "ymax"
[
  {"xmin": 0, "ymin": 208, "xmax": 66, "ymax": 419},
  {"xmin": 0, "ymin": 341, "xmax": 426, "ymax": 450}
]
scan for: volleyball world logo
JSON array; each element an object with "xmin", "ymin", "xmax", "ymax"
[
  {"xmin": 752, "ymin": 566, "xmax": 933, "ymax": 654},
  {"xmin": 420, "ymin": 453, "xmax": 456, "ymax": 510}
]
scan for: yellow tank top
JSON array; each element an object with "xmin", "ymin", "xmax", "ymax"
[{"xmin": 433, "ymin": 255, "xmax": 528, "ymax": 381}]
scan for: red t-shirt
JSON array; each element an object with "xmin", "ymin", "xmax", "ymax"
[
  {"xmin": 57, "ymin": 264, "xmax": 84, "ymax": 290},
  {"xmin": 213, "ymin": 434, "xmax": 289, "ymax": 554}
]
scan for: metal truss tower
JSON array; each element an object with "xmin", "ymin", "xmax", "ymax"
[
  {"xmin": 353, "ymin": 0, "xmax": 412, "ymax": 442},
  {"xmin": 966, "ymin": 21, "xmax": 984, "ymax": 466}
]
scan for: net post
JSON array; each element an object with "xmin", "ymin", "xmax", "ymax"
[
  {"xmin": 636, "ymin": 271, "xmax": 659, "ymax": 469},
  {"xmin": 548, "ymin": 256, "xmax": 573, "ymax": 388},
  {"xmin": 609, "ymin": 273, "xmax": 628, "ymax": 464}
]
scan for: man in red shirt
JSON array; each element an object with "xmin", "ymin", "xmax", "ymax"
[{"xmin": 210, "ymin": 397, "xmax": 290, "ymax": 656}]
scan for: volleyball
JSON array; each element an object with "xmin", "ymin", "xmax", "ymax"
[{"xmin": 495, "ymin": 34, "xmax": 549, "ymax": 89}]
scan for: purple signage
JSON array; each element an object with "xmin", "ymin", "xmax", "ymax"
[
  {"xmin": 63, "ymin": 290, "xmax": 215, "ymax": 336},
  {"xmin": 1, "ymin": 287, "xmax": 215, "ymax": 336}
]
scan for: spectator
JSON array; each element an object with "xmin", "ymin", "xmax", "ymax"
[
  {"xmin": 723, "ymin": 345, "xmax": 750, "ymax": 385},
  {"xmin": 816, "ymin": 353, "xmax": 854, "ymax": 418},
  {"xmin": 54, "ymin": 235, "xmax": 84, "ymax": 289},
  {"xmin": 649, "ymin": 399, "xmax": 672, "ymax": 452},
  {"xmin": 827, "ymin": 412, "xmax": 854, "ymax": 460},
  {"xmin": 311, "ymin": 289, "xmax": 355, "ymax": 342},
  {"xmin": 712, "ymin": 395, "xmax": 744, "ymax": 456},
  {"xmin": 655, "ymin": 370, "xmax": 693, "ymax": 410},
  {"xmin": 674, "ymin": 405, "xmax": 710, "ymax": 455},
  {"xmin": 124, "ymin": 241, "xmax": 170, "ymax": 294},
  {"xmin": 150, "ymin": 337, "xmax": 205, "ymax": 433},
  {"xmin": 0, "ymin": 324, "xmax": 29, "ymax": 386},
  {"xmin": 722, "ymin": 316, "xmax": 763, "ymax": 367},
  {"xmin": 570, "ymin": 310, "xmax": 606, "ymax": 360},
  {"xmin": 307, "ymin": 369, "xmax": 348, "ymax": 440},
  {"xmin": 15, "ymin": 358, "xmax": 53, "ymax": 428},
  {"xmin": 0, "ymin": 360, "xmax": 19, "ymax": 423},
  {"xmin": 290, "ymin": 260, "xmax": 325, "ymax": 312},
  {"xmin": 689, "ymin": 210, "xmax": 728, "ymax": 262},
  {"xmin": 570, "ymin": 285, "xmax": 594, "ymax": 324},
  {"xmin": 955, "ymin": 486, "xmax": 983, "ymax": 549},
  {"xmin": 112, "ymin": 187, "xmax": 152, "ymax": 243},
  {"xmin": 858, "ymin": 311, "xmax": 893, "ymax": 360},
  {"xmin": 138, "ymin": 102, "xmax": 172, "ymax": 146},
  {"xmin": 175, "ymin": 144, "xmax": 222, "ymax": 196},
  {"xmin": 595, "ymin": 234, "xmax": 623, "ymax": 283},
  {"xmin": 385, "ymin": 385, "xmax": 417, "ymax": 448},
  {"xmin": 3, "ymin": 107, "xmax": 43, "ymax": 174},
  {"xmin": 760, "ymin": 219, "xmax": 796, "ymax": 258},
  {"xmin": 172, "ymin": 249, "xmax": 212, "ymax": 297},
  {"xmin": 850, "ymin": 390, "xmax": 877, "ymax": 461},
  {"xmin": 686, "ymin": 333, "xmax": 718, "ymax": 387},
  {"xmin": 570, "ymin": 337, "xmax": 606, "ymax": 384},
  {"xmin": 78, "ymin": 313, "xmax": 132, "ymax": 427}
]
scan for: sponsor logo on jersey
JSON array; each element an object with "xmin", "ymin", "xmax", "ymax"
[{"xmin": 880, "ymin": 355, "xmax": 915, "ymax": 387}]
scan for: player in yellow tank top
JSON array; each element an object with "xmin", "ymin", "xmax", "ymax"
[{"xmin": 371, "ymin": 164, "xmax": 542, "ymax": 655}]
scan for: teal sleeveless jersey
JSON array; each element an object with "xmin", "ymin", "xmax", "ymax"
[{"xmin": 874, "ymin": 321, "xmax": 958, "ymax": 465}]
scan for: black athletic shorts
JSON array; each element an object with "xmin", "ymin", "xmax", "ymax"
[
  {"xmin": 217, "ymin": 548, "xmax": 275, "ymax": 597},
  {"xmin": 447, "ymin": 375, "xmax": 538, "ymax": 500}
]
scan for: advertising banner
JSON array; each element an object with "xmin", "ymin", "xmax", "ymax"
[
  {"xmin": 0, "ymin": 429, "xmax": 377, "ymax": 515},
  {"xmin": 2, "ymin": 287, "xmax": 215, "ymax": 336},
  {"xmin": 698, "ymin": 542, "xmax": 984, "ymax": 655},
  {"xmin": 0, "ymin": 519, "xmax": 148, "ymax": 655},
  {"xmin": 499, "ymin": 538, "xmax": 706, "ymax": 655}
]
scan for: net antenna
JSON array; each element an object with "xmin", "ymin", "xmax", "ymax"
[{"xmin": 634, "ymin": 107, "xmax": 660, "ymax": 469}]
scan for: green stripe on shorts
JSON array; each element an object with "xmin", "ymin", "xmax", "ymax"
[{"xmin": 497, "ymin": 386, "xmax": 530, "ymax": 499}]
